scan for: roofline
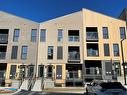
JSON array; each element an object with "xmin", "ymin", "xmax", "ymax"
[
  {"xmin": 40, "ymin": 10, "xmax": 82, "ymax": 24},
  {"xmin": 82, "ymin": 8, "xmax": 126, "ymax": 22},
  {"xmin": 0, "ymin": 10, "xmax": 39, "ymax": 24}
]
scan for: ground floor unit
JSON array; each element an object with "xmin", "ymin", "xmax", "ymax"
[{"xmin": 0, "ymin": 60, "xmax": 123, "ymax": 87}]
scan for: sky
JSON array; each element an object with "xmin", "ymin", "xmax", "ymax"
[{"xmin": 0, "ymin": 0, "xmax": 127, "ymax": 22}]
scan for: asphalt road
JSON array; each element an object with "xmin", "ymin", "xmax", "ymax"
[{"xmin": 13, "ymin": 90, "xmax": 85, "ymax": 95}]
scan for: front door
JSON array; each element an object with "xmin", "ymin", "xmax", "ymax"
[
  {"xmin": 38, "ymin": 65, "xmax": 44, "ymax": 77},
  {"xmin": 28, "ymin": 65, "xmax": 34, "ymax": 78},
  {"xmin": 19, "ymin": 65, "xmax": 26, "ymax": 79},
  {"xmin": 47, "ymin": 65, "xmax": 53, "ymax": 78}
]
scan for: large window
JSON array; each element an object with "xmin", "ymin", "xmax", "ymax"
[
  {"xmin": 13, "ymin": 29, "xmax": 20, "ymax": 42},
  {"xmin": 58, "ymin": 29, "xmax": 63, "ymax": 42},
  {"xmin": 103, "ymin": 27, "xmax": 109, "ymax": 39},
  {"xmin": 40, "ymin": 29, "xmax": 46, "ymax": 42},
  {"xmin": 11, "ymin": 46, "xmax": 18, "ymax": 59},
  {"xmin": 21, "ymin": 46, "xmax": 28, "ymax": 60},
  {"xmin": 120, "ymin": 27, "xmax": 126, "ymax": 39},
  {"xmin": 48, "ymin": 46, "xmax": 53, "ymax": 59},
  {"xmin": 31, "ymin": 29, "xmax": 37, "ymax": 42},
  {"xmin": 104, "ymin": 44, "xmax": 110, "ymax": 56},
  {"xmin": 113, "ymin": 44, "xmax": 119, "ymax": 56}
]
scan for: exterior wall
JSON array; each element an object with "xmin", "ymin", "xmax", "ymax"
[
  {"xmin": 38, "ymin": 11, "xmax": 84, "ymax": 85},
  {"xmin": 0, "ymin": 11, "xmax": 39, "ymax": 85},
  {"xmin": 82, "ymin": 9, "xmax": 127, "ymax": 76}
]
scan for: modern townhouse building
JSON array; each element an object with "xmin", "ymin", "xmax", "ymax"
[
  {"xmin": 37, "ymin": 9, "xmax": 127, "ymax": 87},
  {"xmin": 0, "ymin": 8, "xmax": 127, "ymax": 88}
]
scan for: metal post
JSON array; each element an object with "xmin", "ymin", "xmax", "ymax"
[{"xmin": 120, "ymin": 39, "xmax": 126, "ymax": 85}]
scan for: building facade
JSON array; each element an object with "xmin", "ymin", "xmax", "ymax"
[{"xmin": 0, "ymin": 8, "xmax": 127, "ymax": 87}]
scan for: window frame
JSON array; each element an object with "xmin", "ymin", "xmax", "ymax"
[
  {"xmin": 31, "ymin": 29, "xmax": 37, "ymax": 42},
  {"xmin": 21, "ymin": 46, "xmax": 28, "ymax": 60},
  {"xmin": 113, "ymin": 44, "xmax": 119, "ymax": 56},
  {"xmin": 13, "ymin": 29, "xmax": 20, "ymax": 42},
  {"xmin": 47, "ymin": 46, "xmax": 53, "ymax": 59},
  {"xmin": 40, "ymin": 29, "xmax": 46, "ymax": 42},
  {"xmin": 103, "ymin": 27, "xmax": 109, "ymax": 39},
  {"xmin": 120, "ymin": 27, "xmax": 126, "ymax": 39}
]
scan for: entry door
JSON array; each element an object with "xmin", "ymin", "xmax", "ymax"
[
  {"xmin": 10, "ymin": 65, "xmax": 16, "ymax": 79},
  {"xmin": 28, "ymin": 66, "xmax": 34, "ymax": 77},
  {"xmin": 19, "ymin": 65, "xmax": 26, "ymax": 79},
  {"xmin": 47, "ymin": 65, "xmax": 53, "ymax": 78},
  {"xmin": 38, "ymin": 65, "xmax": 44, "ymax": 77}
]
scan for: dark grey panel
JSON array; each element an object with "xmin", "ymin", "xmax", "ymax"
[
  {"xmin": 57, "ymin": 46, "xmax": 63, "ymax": 59},
  {"xmin": 56, "ymin": 65, "xmax": 62, "ymax": 79}
]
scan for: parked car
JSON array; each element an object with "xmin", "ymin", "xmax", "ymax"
[{"xmin": 86, "ymin": 80, "xmax": 127, "ymax": 95}]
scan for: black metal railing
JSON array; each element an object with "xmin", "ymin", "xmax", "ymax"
[
  {"xmin": 87, "ymin": 49, "xmax": 99, "ymax": 56},
  {"xmin": 0, "ymin": 34, "xmax": 8, "ymax": 43},
  {"xmin": 86, "ymin": 32, "xmax": 98, "ymax": 40},
  {"xmin": 0, "ymin": 52, "xmax": 6, "ymax": 59},
  {"xmin": 68, "ymin": 52, "xmax": 80, "ymax": 60},
  {"xmin": 66, "ymin": 71, "xmax": 82, "ymax": 80},
  {"xmin": 68, "ymin": 36, "xmax": 80, "ymax": 42}
]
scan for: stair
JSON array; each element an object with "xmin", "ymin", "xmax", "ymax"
[
  {"xmin": 31, "ymin": 78, "xmax": 42, "ymax": 91},
  {"xmin": 19, "ymin": 79, "xmax": 28, "ymax": 90},
  {"xmin": 11, "ymin": 80, "xmax": 20, "ymax": 89},
  {"xmin": 43, "ymin": 78, "xmax": 54, "ymax": 89}
]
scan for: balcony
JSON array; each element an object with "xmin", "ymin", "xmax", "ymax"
[
  {"xmin": 0, "ymin": 52, "xmax": 6, "ymax": 59},
  {"xmin": 84, "ymin": 68, "xmax": 102, "ymax": 79},
  {"xmin": 68, "ymin": 36, "xmax": 79, "ymax": 42},
  {"xmin": 87, "ymin": 49, "xmax": 99, "ymax": 56},
  {"xmin": 66, "ymin": 71, "xmax": 82, "ymax": 80},
  {"xmin": 68, "ymin": 52, "xmax": 80, "ymax": 60},
  {"xmin": 86, "ymin": 32, "xmax": 98, "ymax": 41},
  {"xmin": 0, "ymin": 34, "xmax": 8, "ymax": 44}
]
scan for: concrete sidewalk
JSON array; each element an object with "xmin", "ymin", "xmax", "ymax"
[{"xmin": 43, "ymin": 87, "xmax": 85, "ymax": 94}]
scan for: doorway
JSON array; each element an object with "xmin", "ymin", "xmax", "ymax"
[{"xmin": 47, "ymin": 65, "xmax": 53, "ymax": 78}]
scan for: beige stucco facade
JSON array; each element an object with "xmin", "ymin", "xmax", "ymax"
[{"xmin": 0, "ymin": 8, "xmax": 127, "ymax": 87}]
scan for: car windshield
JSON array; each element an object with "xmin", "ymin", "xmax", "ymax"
[{"xmin": 100, "ymin": 82, "xmax": 125, "ymax": 89}]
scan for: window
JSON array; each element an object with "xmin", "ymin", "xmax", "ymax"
[
  {"xmin": 48, "ymin": 46, "xmax": 53, "ymax": 59},
  {"xmin": 120, "ymin": 27, "xmax": 126, "ymax": 39},
  {"xmin": 58, "ymin": 29, "xmax": 63, "ymax": 42},
  {"xmin": 21, "ymin": 46, "xmax": 28, "ymax": 60},
  {"xmin": 113, "ymin": 44, "xmax": 119, "ymax": 56},
  {"xmin": 103, "ymin": 27, "xmax": 109, "ymax": 39},
  {"xmin": 13, "ymin": 29, "xmax": 20, "ymax": 42},
  {"xmin": 57, "ymin": 46, "xmax": 63, "ymax": 59},
  {"xmin": 40, "ymin": 29, "xmax": 46, "ymax": 42},
  {"xmin": 31, "ymin": 29, "xmax": 37, "ymax": 42},
  {"xmin": 11, "ymin": 46, "xmax": 18, "ymax": 59},
  {"xmin": 104, "ymin": 44, "xmax": 110, "ymax": 56}
]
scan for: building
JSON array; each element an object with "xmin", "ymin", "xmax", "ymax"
[{"xmin": 0, "ymin": 8, "xmax": 127, "ymax": 88}]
